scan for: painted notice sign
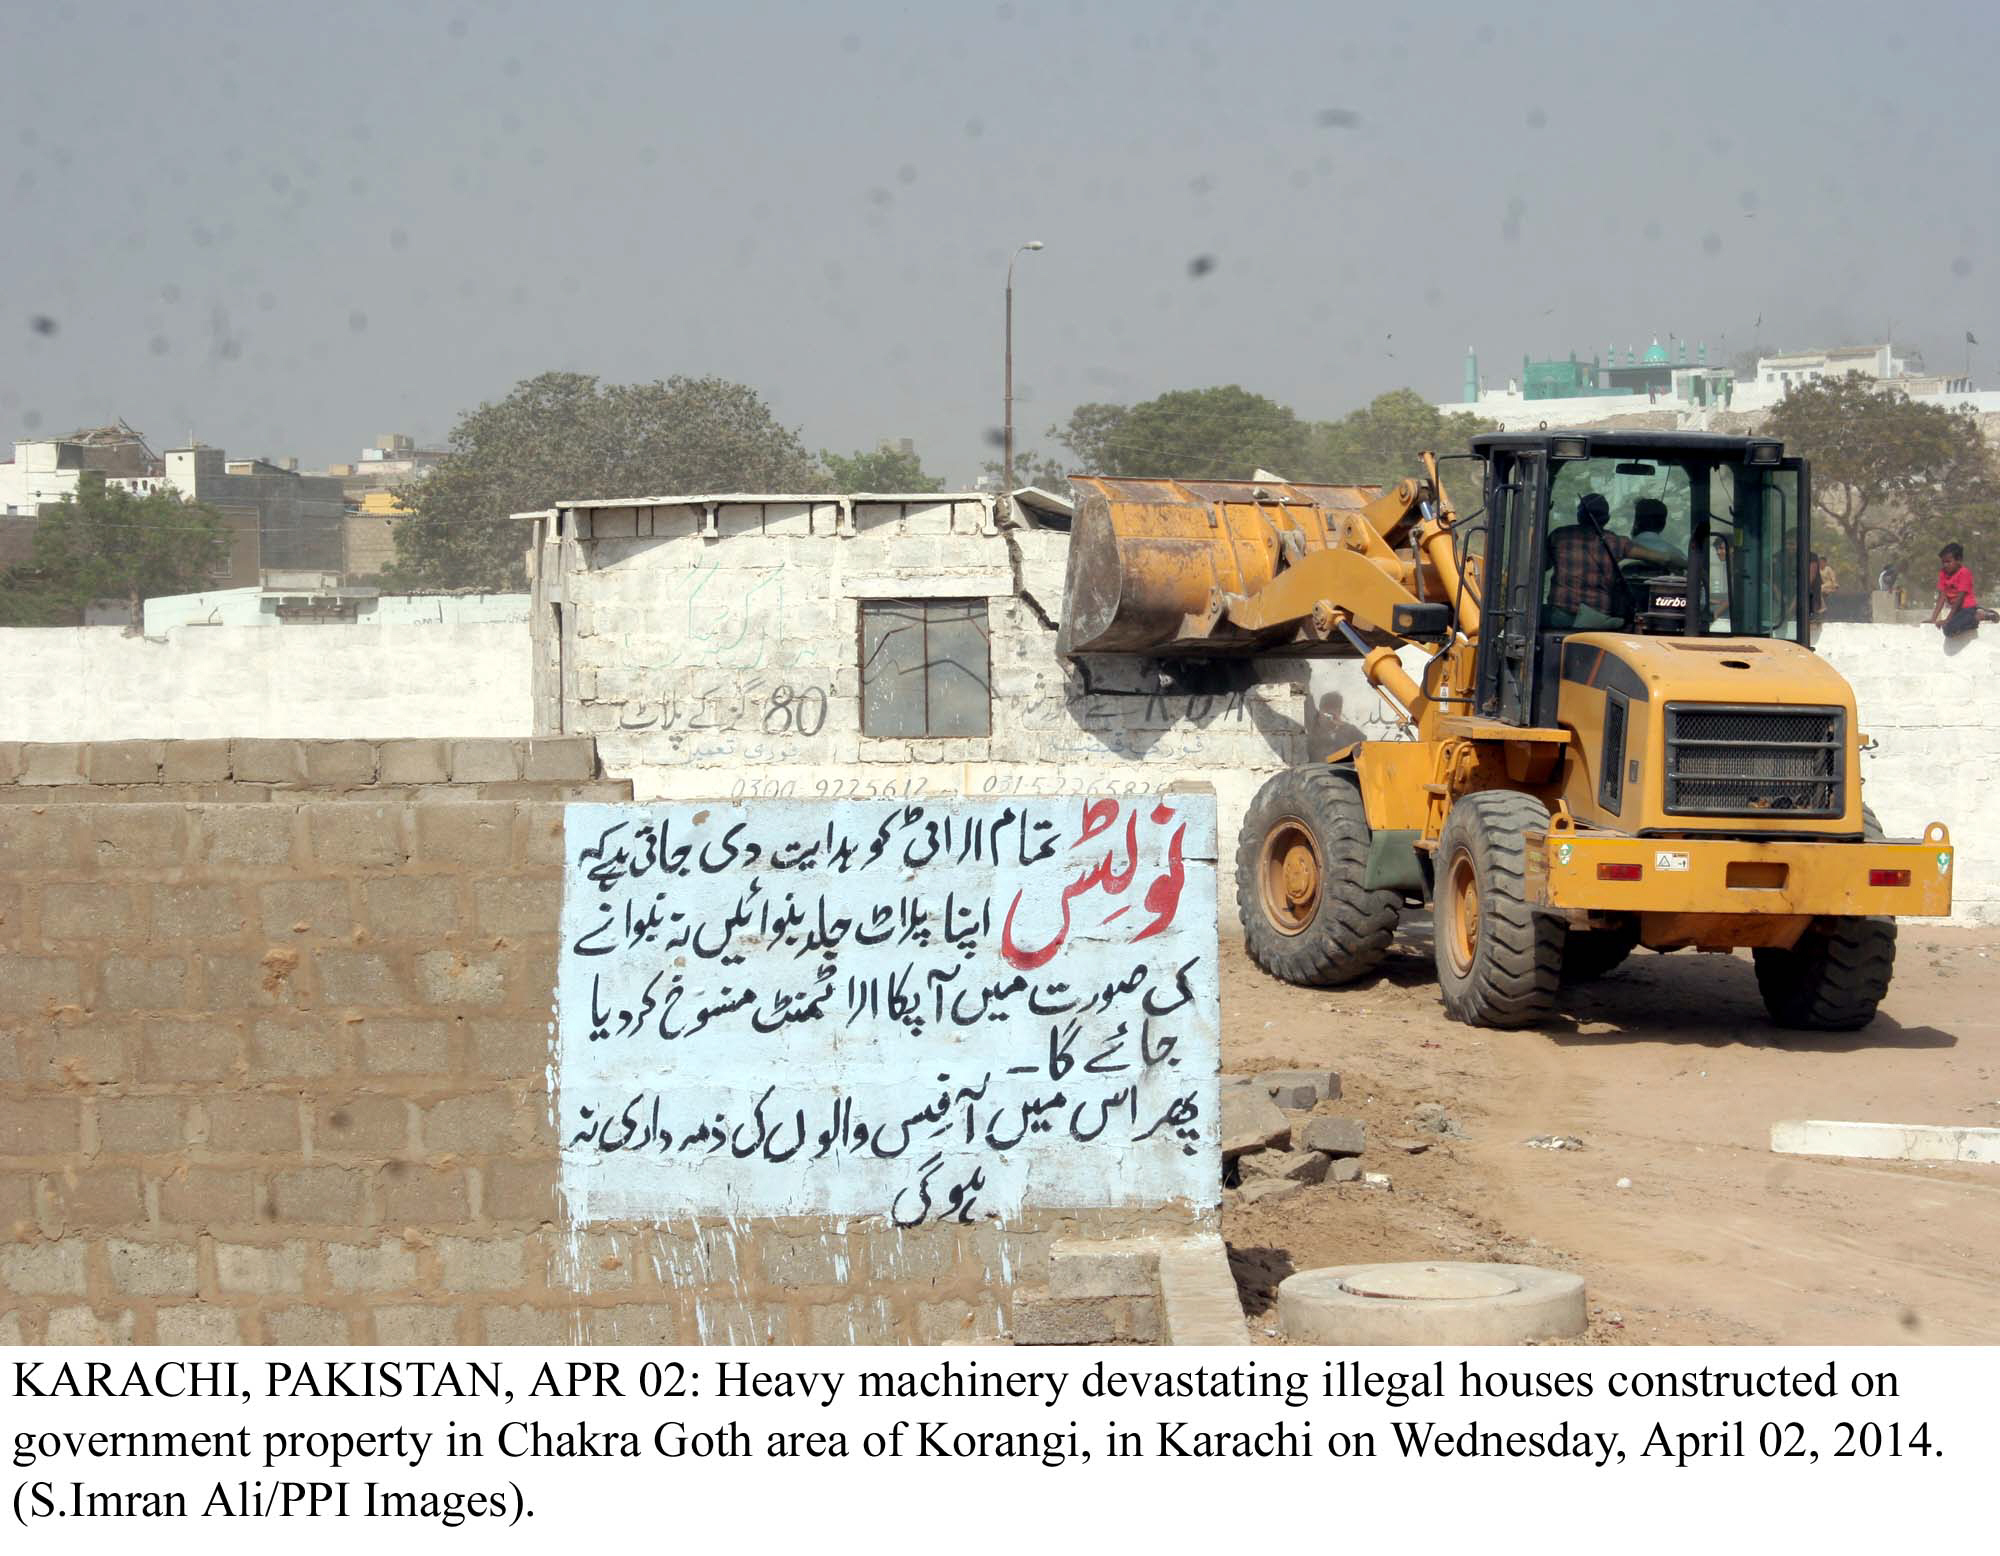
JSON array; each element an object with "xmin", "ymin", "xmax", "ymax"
[{"xmin": 556, "ymin": 796, "xmax": 1220, "ymax": 1225}]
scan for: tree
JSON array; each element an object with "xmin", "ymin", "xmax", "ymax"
[
  {"xmin": 1764, "ymin": 374, "xmax": 1998, "ymax": 586},
  {"xmin": 981, "ymin": 448, "xmax": 1071, "ymax": 497},
  {"xmin": 1301, "ymin": 389, "xmax": 1497, "ymax": 486},
  {"xmin": 820, "ymin": 443, "xmax": 942, "ymax": 493},
  {"xmin": 1048, "ymin": 386, "xmax": 1308, "ymax": 479},
  {"xmin": 0, "ymin": 472, "xmax": 228, "ymax": 627},
  {"xmin": 386, "ymin": 371, "xmax": 820, "ymax": 591},
  {"xmin": 1050, "ymin": 403, "xmax": 1135, "ymax": 473}
]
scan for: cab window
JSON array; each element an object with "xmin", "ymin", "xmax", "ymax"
[{"xmin": 1542, "ymin": 456, "xmax": 1694, "ymax": 629}]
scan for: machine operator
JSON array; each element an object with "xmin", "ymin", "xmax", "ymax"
[{"xmin": 1546, "ymin": 491, "xmax": 1681, "ymax": 629}]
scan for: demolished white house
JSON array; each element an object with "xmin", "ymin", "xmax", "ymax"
[{"xmin": 522, "ymin": 490, "xmax": 1411, "ymax": 913}]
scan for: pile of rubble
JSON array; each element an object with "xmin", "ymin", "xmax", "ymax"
[{"xmin": 1220, "ymin": 1070, "xmax": 1397, "ymax": 1205}]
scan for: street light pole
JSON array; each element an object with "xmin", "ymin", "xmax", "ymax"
[{"xmin": 1004, "ymin": 240, "xmax": 1044, "ymax": 506}]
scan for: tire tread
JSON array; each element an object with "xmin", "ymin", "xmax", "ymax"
[
  {"xmin": 1752, "ymin": 804, "xmax": 1899, "ymax": 1031},
  {"xmin": 1433, "ymin": 790, "xmax": 1564, "ymax": 1028},
  {"xmin": 1235, "ymin": 766, "xmax": 1401, "ymax": 987}
]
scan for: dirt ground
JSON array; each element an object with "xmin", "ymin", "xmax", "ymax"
[{"xmin": 1221, "ymin": 922, "xmax": 2000, "ymax": 1345}]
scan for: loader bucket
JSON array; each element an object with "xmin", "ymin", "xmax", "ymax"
[{"xmin": 1057, "ymin": 474, "xmax": 1387, "ymax": 657}]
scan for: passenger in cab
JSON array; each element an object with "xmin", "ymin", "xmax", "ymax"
[{"xmin": 1624, "ymin": 497, "xmax": 1686, "ymax": 579}]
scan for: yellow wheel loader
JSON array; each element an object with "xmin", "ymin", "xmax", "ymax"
[{"xmin": 1057, "ymin": 431, "xmax": 1953, "ymax": 1030}]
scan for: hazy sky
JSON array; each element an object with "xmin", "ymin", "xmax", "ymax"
[{"xmin": 4, "ymin": 0, "xmax": 1993, "ymax": 484}]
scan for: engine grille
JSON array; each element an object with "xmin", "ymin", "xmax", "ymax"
[{"xmin": 1663, "ymin": 703, "xmax": 1845, "ymax": 818}]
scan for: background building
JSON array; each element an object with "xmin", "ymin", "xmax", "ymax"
[
  {"xmin": 1444, "ymin": 338, "xmax": 1992, "ymax": 430},
  {"xmin": 0, "ymin": 422, "xmax": 347, "ymax": 586},
  {"xmin": 162, "ymin": 443, "xmax": 348, "ymax": 582},
  {"xmin": 321, "ymin": 432, "xmax": 449, "ymax": 582},
  {"xmin": 322, "ymin": 432, "xmax": 447, "ymax": 496},
  {"xmin": 0, "ymin": 423, "xmax": 169, "ymax": 566}
]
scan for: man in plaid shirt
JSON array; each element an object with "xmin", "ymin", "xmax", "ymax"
[{"xmin": 1547, "ymin": 492, "xmax": 1679, "ymax": 628}]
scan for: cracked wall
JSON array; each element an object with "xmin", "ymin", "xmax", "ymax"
[{"xmin": 529, "ymin": 496, "xmax": 1410, "ymax": 925}]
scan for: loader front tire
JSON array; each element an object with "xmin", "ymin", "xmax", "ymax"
[
  {"xmin": 1753, "ymin": 805, "xmax": 1896, "ymax": 1031},
  {"xmin": 1433, "ymin": 791, "xmax": 1565, "ymax": 1027},
  {"xmin": 1236, "ymin": 766, "xmax": 1400, "ymax": 987}
]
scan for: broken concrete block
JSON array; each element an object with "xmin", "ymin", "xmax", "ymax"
[
  {"xmin": 1412, "ymin": 1102, "xmax": 1465, "ymax": 1137},
  {"xmin": 1048, "ymin": 1239, "xmax": 1158, "ymax": 1299},
  {"xmin": 1238, "ymin": 1178, "xmax": 1303, "ymax": 1207},
  {"xmin": 1327, "ymin": 1158, "xmax": 1363, "ymax": 1183},
  {"xmin": 1011, "ymin": 1292, "xmax": 1119, "ymax": 1345},
  {"xmin": 1299, "ymin": 1116, "xmax": 1366, "ymax": 1157},
  {"xmin": 1258, "ymin": 1068, "xmax": 1341, "ymax": 1104},
  {"xmin": 1239, "ymin": 1149, "xmax": 1329, "ymax": 1185},
  {"xmin": 1012, "ymin": 1290, "xmax": 1158, "ymax": 1344},
  {"xmin": 1221, "ymin": 1089, "xmax": 1291, "ymax": 1161},
  {"xmin": 1264, "ymin": 1081, "xmax": 1319, "ymax": 1110},
  {"xmin": 1219, "ymin": 1073, "xmax": 1257, "ymax": 1089}
]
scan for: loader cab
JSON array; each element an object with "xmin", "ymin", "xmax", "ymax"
[{"xmin": 1466, "ymin": 430, "xmax": 1810, "ymax": 727}]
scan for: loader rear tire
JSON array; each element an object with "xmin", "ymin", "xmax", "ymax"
[
  {"xmin": 1236, "ymin": 766, "xmax": 1401, "ymax": 987},
  {"xmin": 1753, "ymin": 918, "xmax": 1896, "ymax": 1030},
  {"xmin": 1560, "ymin": 920, "xmax": 1641, "ymax": 985},
  {"xmin": 1433, "ymin": 791, "xmax": 1565, "ymax": 1028},
  {"xmin": 1753, "ymin": 806, "xmax": 1897, "ymax": 1031}
]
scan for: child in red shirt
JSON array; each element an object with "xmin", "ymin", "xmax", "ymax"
[{"xmin": 1932, "ymin": 542, "xmax": 1998, "ymax": 637}]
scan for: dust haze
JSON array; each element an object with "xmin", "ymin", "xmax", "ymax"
[{"xmin": 3, "ymin": 0, "xmax": 1991, "ymax": 478}]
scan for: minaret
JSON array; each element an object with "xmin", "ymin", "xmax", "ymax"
[{"xmin": 1463, "ymin": 347, "xmax": 1479, "ymax": 404}]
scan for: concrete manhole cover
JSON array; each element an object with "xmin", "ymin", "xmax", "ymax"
[
  {"xmin": 1339, "ymin": 1264, "xmax": 1521, "ymax": 1301},
  {"xmin": 1279, "ymin": 1261, "xmax": 1586, "ymax": 1345}
]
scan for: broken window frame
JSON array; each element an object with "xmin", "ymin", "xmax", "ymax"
[{"xmin": 857, "ymin": 597, "xmax": 993, "ymax": 738}]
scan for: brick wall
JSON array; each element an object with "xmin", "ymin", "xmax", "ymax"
[{"xmin": 0, "ymin": 744, "xmax": 1201, "ymax": 1344}]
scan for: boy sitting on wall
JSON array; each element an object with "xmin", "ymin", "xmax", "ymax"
[{"xmin": 1932, "ymin": 542, "xmax": 2000, "ymax": 638}]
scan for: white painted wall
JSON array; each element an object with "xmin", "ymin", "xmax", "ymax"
[
  {"xmin": 0, "ymin": 621, "xmax": 532, "ymax": 741},
  {"xmin": 3, "ymin": 575, "xmax": 1987, "ymax": 932},
  {"xmin": 142, "ymin": 587, "xmax": 531, "ymax": 634},
  {"xmin": 1817, "ymin": 621, "xmax": 1998, "ymax": 926}
]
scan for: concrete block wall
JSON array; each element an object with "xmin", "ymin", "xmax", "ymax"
[
  {"xmin": 0, "ymin": 736, "xmax": 613, "ymax": 806},
  {"xmin": 0, "ymin": 779, "xmax": 1201, "ymax": 1345},
  {"xmin": 1818, "ymin": 622, "xmax": 2000, "ymax": 925},
  {"xmin": 0, "ymin": 736, "xmax": 609, "ymax": 806}
]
